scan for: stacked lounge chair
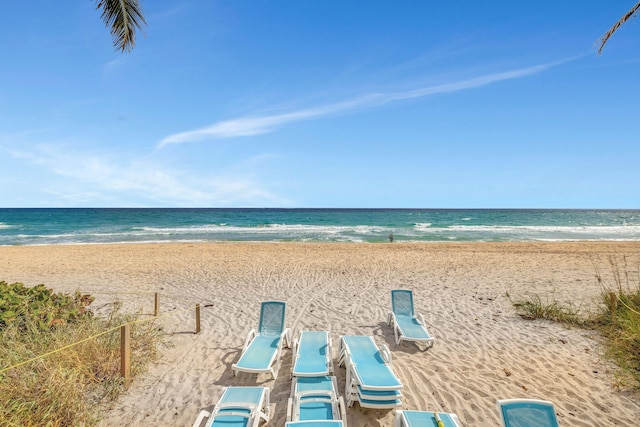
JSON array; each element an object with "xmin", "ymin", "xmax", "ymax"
[
  {"xmin": 287, "ymin": 331, "xmax": 348, "ymax": 427},
  {"xmin": 395, "ymin": 409, "xmax": 462, "ymax": 427},
  {"xmin": 192, "ymin": 386, "xmax": 270, "ymax": 427},
  {"xmin": 232, "ymin": 301, "xmax": 291, "ymax": 380},
  {"xmin": 387, "ymin": 289, "xmax": 435, "ymax": 349},
  {"xmin": 497, "ymin": 398, "xmax": 560, "ymax": 427},
  {"xmin": 338, "ymin": 335, "xmax": 403, "ymax": 409}
]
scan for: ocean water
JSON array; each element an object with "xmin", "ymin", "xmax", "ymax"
[{"xmin": 0, "ymin": 208, "xmax": 639, "ymax": 246}]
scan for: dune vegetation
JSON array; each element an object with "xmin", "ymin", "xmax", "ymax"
[
  {"xmin": 511, "ymin": 256, "xmax": 640, "ymax": 389},
  {"xmin": 0, "ymin": 282, "xmax": 164, "ymax": 426}
]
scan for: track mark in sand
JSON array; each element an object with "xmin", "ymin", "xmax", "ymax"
[
  {"xmin": 255, "ymin": 263, "xmax": 277, "ymax": 296},
  {"xmin": 242, "ymin": 261, "xmax": 337, "ymax": 333},
  {"xmin": 286, "ymin": 268, "xmax": 336, "ymax": 333},
  {"xmin": 347, "ymin": 261, "xmax": 391, "ymax": 316},
  {"xmin": 251, "ymin": 261, "xmax": 305, "ymax": 298}
]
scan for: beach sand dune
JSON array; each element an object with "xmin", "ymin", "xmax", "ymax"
[{"xmin": 2, "ymin": 242, "xmax": 640, "ymax": 426}]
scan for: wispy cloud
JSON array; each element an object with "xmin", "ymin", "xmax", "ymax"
[
  {"xmin": 158, "ymin": 59, "xmax": 570, "ymax": 148},
  {"xmin": 102, "ymin": 56, "xmax": 129, "ymax": 78},
  {"xmin": 3, "ymin": 144, "xmax": 290, "ymax": 207}
]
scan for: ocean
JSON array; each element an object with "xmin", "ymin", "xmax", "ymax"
[{"xmin": 1, "ymin": 208, "xmax": 640, "ymax": 246}]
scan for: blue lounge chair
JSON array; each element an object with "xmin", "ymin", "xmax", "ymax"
[
  {"xmin": 497, "ymin": 399, "xmax": 560, "ymax": 427},
  {"xmin": 387, "ymin": 289, "xmax": 435, "ymax": 348},
  {"xmin": 287, "ymin": 376, "xmax": 347, "ymax": 427},
  {"xmin": 395, "ymin": 410, "xmax": 462, "ymax": 427},
  {"xmin": 192, "ymin": 386, "xmax": 270, "ymax": 427},
  {"xmin": 292, "ymin": 331, "xmax": 333, "ymax": 378},
  {"xmin": 232, "ymin": 301, "xmax": 291, "ymax": 380},
  {"xmin": 338, "ymin": 335, "xmax": 403, "ymax": 409}
]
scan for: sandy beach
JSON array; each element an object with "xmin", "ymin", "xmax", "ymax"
[{"xmin": 2, "ymin": 241, "xmax": 640, "ymax": 426}]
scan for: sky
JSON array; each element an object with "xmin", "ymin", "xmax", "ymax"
[{"xmin": 1, "ymin": 1, "xmax": 639, "ymax": 208}]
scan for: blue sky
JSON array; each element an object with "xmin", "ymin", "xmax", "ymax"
[{"xmin": 1, "ymin": 1, "xmax": 639, "ymax": 208}]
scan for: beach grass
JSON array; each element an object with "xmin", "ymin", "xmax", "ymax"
[
  {"xmin": 0, "ymin": 283, "xmax": 164, "ymax": 426},
  {"xmin": 509, "ymin": 292, "xmax": 582, "ymax": 325},
  {"xmin": 592, "ymin": 256, "xmax": 640, "ymax": 388},
  {"xmin": 511, "ymin": 255, "xmax": 640, "ymax": 389}
]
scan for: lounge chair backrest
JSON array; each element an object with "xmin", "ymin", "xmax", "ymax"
[
  {"xmin": 498, "ymin": 399, "xmax": 559, "ymax": 427},
  {"xmin": 392, "ymin": 290, "xmax": 414, "ymax": 317},
  {"xmin": 259, "ymin": 301, "xmax": 286, "ymax": 336}
]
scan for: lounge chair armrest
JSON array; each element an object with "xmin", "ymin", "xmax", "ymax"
[
  {"xmin": 417, "ymin": 312, "xmax": 426, "ymax": 326},
  {"xmin": 192, "ymin": 409, "xmax": 210, "ymax": 427},
  {"xmin": 338, "ymin": 395, "xmax": 348, "ymax": 427},
  {"xmin": 263, "ymin": 387, "xmax": 271, "ymax": 421},
  {"xmin": 380, "ymin": 344, "xmax": 393, "ymax": 364},
  {"xmin": 387, "ymin": 310, "xmax": 395, "ymax": 326},
  {"xmin": 290, "ymin": 336, "xmax": 299, "ymax": 378},
  {"xmin": 337, "ymin": 335, "xmax": 347, "ymax": 367},
  {"xmin": 286, "ymin": 397, "xmax": 293, "ymax": 422},
  {"xmin": 243, "ymin": 329, "xmax": 256, "ymax": 351},
  {"xmin": 328, "ymin": 335, "xmax": 335, "ymax": 374},
  {"xmin": 281, "ymin": 328, "xmax": 292, "ymax": 348}
]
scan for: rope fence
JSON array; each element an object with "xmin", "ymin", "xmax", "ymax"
[{"xmin": 0, "ymin": 292, "xmax": 202, "ymax": 383}]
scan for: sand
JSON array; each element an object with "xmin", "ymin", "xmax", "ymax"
[{"xmin": 1, "ymin": 242, "xmax": 640, "ymax": 426}]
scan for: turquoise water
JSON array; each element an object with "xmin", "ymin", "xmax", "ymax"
[{"xmin": 1, "ymin": 209, "xmax": 640, "ymax": 246}]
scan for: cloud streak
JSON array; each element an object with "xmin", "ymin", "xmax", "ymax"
[
  {"xmin": 158, "ymin": 59, "xmax": 569, "ymax": 148},
  {"xmin": 3, "ymin": 144, "xmax": 290, "ymax": 207}
]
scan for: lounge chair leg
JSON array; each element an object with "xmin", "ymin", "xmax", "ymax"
[
  {"xmin": 192, "ymin": 410, "xmax": 210, "ymax": 427},
  {"xmin": 394, "ymin": 410, "xmax": 404, "ymax": 427},
  {"xmin": 347, "ymin": 395, "xmax": 354, "ymax": 408}
]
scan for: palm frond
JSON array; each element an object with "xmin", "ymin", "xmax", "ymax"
[
  {"xmin": 597, "ymin": 1, "xmax": 640, "ymax": 55},
  {"xmin": 96, "ymin": 0, "xmax": 146, "ymax": 53}
]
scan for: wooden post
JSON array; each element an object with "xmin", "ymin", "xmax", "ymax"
[
  {"xmin": 154, "ymin": 292, "xmax": 160, "ymax": 316},
  {"xmin": 120, "ymin": 324, "xmax": 131, "ymax": 385},
  {"xmin": 195, "ymin": 304, "xmax": 201, "ymax": 334}
]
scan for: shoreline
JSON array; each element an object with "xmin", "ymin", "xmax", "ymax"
[
  {"xmin": 2, "ymin": 241, "xmax": 640, "ymax": 426},
  {"xmin": 3, "ymin": 238, "xmax": 640, "ymax": 245},
  {"xmin": 2, "ymin": 238, "xmax": 640, "ymax": 248}
]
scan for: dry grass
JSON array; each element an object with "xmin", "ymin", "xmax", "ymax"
[
  {"xmin": 511, "ymin": 255, "xmax": 640, "ymax": 390},
  {"xmin": 509, "ymin": 292, "xmax": 582, "ymax": 325},
  {"xmin": 592, "ymin": 256, "xmax": 640, "ymax": 388},
  {"xmin": 0, "ymin": 299, "xmax": 164, "ymax": 426}
]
